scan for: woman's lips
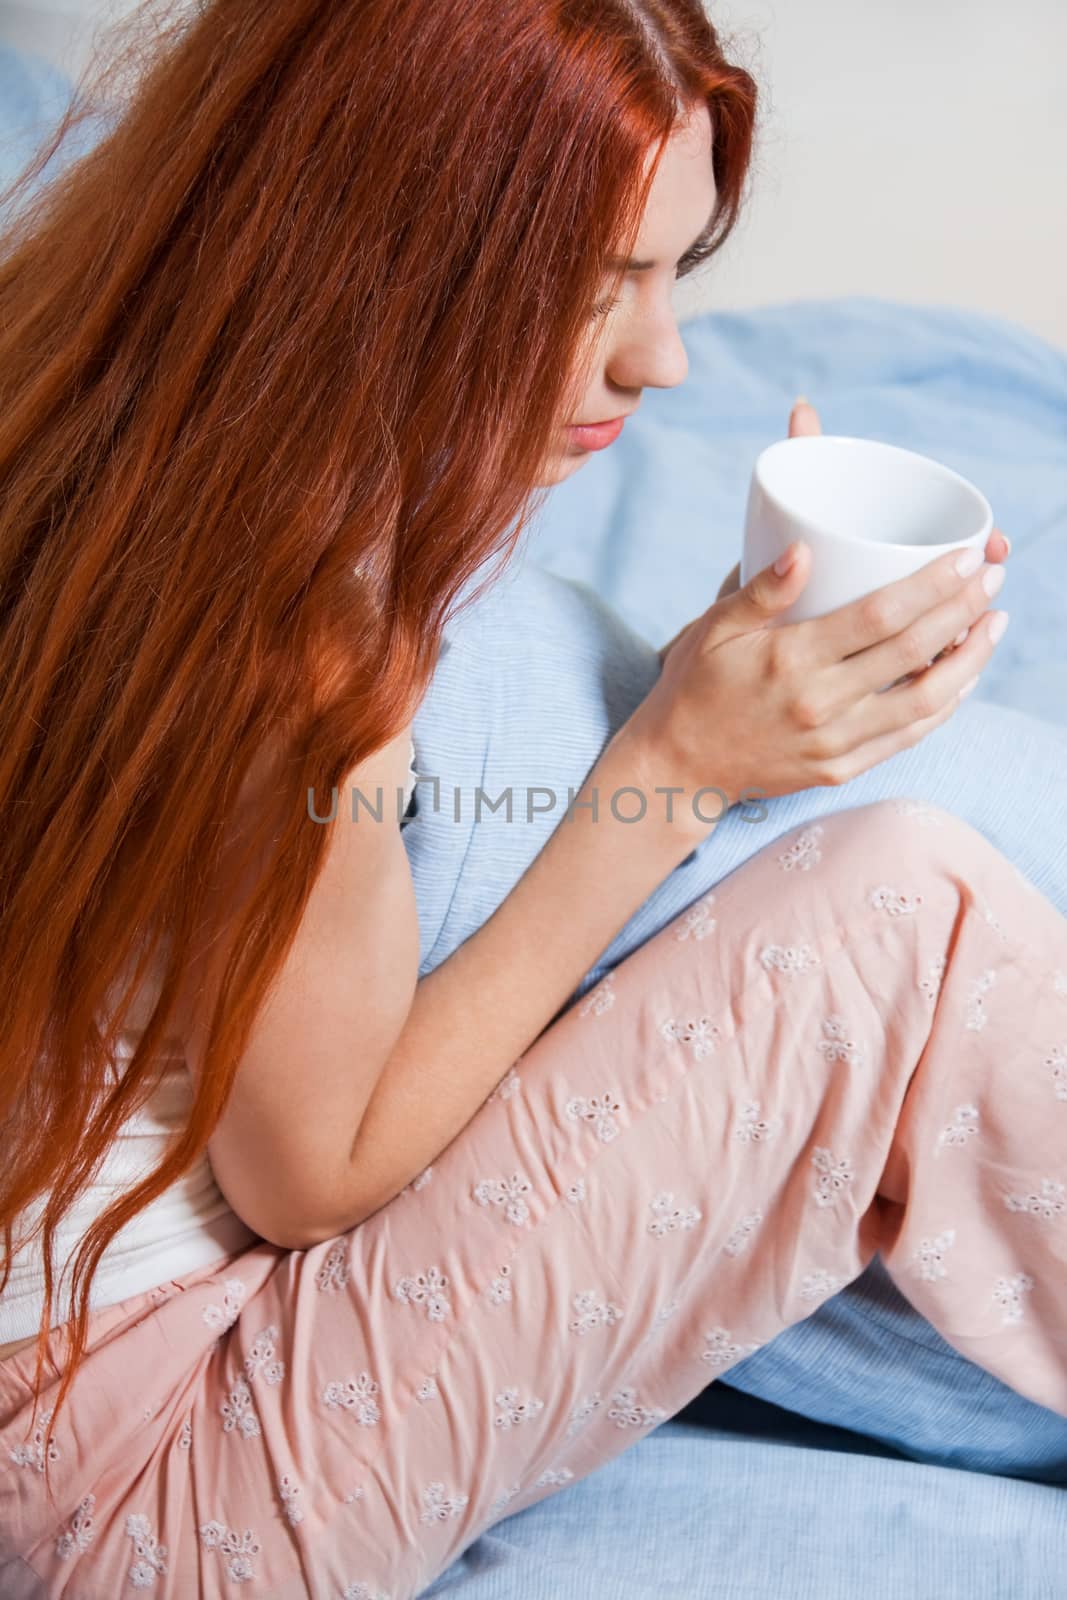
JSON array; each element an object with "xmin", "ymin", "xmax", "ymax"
[{"xmin": 566, "ymin": 416, "xmax": 626, "ymax": 451}]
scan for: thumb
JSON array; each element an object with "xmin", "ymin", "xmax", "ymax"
[
  {"xmin": 717, "ymin": 540, "xmax": 809, "ymax": 630},
  {"xmin": 789, "ymin": 396, "xmax": 822, "ymax": 438}
]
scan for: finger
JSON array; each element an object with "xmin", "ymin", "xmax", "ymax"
[
  {"xmin": 821, "ymin": 680, "xmax": 966, "ymax": 786},
  {"xmin": 915, "ymin": 531, "xmax": 1007, "ymax": 668},
  {"xmin": 788, "ymin": 397, "xmax": 822, "ymax": 439},
  {"xmin": 794, "ymin": 541, "xmax": 1002, "ymax": 676},
  {"xmin": 986, "ymin": 527, "xmax": 1012, "ymax": 563},
  {"xmin": 889, "ymin": 530, "xmax": 1009, "ymax": 671},
  {"xmin": 847, "ymin": 558, "xmax": 1006, "ymax": 698},
  {"xmin": 909, "ymin": 618, "xmax": 973, "ymax": 674},
  {"xmin": 846, "ymin": 531, "xmax": 1006, "ymax": 676},
  {"xmin": 822, "ymin": 604, "xmax": 1006, "ymax": 750}
]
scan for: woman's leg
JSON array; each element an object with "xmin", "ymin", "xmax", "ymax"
[
  {"xmin": 374, "ymin": 795, "xmax": 1067, "ymax": 1596},
  {"xmin": 5, "ymin": 797, "xmax": 1065, "ymax": 1600},
  {"xmin": 407, "ymin": 564, "xmax": 1067, "ymax": 1485}
]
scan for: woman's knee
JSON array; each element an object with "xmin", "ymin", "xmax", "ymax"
[{"xmin": 807, "ymin": 797, "xmax": 989, "ymax": 882}]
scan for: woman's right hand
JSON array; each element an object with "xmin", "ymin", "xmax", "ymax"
[{"xmin": 620, "ymin": 537, "xmax": 1010, "ymax": 827}]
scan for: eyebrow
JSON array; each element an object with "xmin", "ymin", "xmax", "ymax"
[{"xmin": 607, "ymin": 211, "xmax": 717, "ymax": 272}]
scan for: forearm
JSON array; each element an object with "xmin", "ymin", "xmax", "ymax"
[{"xmin": 340, "ymin": 726, "xmax": 713, "ymax": 1227}]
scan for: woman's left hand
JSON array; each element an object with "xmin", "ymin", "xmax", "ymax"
[{"xmin": 661, "ymin": 398, "xmax": 1012, "ymax": 669}]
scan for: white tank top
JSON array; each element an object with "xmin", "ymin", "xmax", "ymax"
[
  {"xmin": 0, "ymin": 740, "xmax": 419, "ymax": 1342},
  {"xmin": 0, "ymin": 1009, "xmax": 258, "ymax": 1344}
]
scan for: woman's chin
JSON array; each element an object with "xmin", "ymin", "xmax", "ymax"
[{"xmin": 535, "ymin": 445, "xmax": 592, "ymax": 488}]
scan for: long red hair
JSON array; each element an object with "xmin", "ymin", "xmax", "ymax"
[{"xmin": 0, "ymin": 0, "xmax": 757, "ymax": 1493}]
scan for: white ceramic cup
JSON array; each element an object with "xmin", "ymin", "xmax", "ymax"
[{"xmin": 740, "ymin": 435, "xmax": 994, "ymax": 626}]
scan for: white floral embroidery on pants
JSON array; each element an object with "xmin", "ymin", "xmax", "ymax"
[
  {"xmin": 605, "ymin": 1386, "xmax": 668, "ymax": 1429},
  {"xmin": 722, "ymin": 1211, "xmax": 764, "ymax": 1257},
  {"xmin": 910, "ymin": 1229, "xmax": 957, "ymax": 1281},
  {"xmin": 992, "ymin": 1272, "xmax": 1035, "ymax": 1326},
  {"xmin": 734, "ymin": 1100, "xmax": 783, "ymax": 1144},
  {"xmin": 202, "ymin": 1276, "xmax": 246, "ymax": 1332},
  {"xmin": 9, "ymin": 1406, "xmax": 60, "ymax": 1472},
  {"xmin": 569, "ymin": 1288, "xmax": 624, "ymax": 1335},
  {"xmin": 244, "ymin": 1324, "xmax": 285, "ymax": 1386},
  {"xmin": 1003, "ymin": 1177, "xmax": 1066, "ymax": 1219},
  {"xmin": 760, "ymin": 942, "xmax": 822, "ymax": 974},
  {"xmin": 964, "ymin": 968, "xmax": 998, "ymax": 1031},
  {"xmin": 278, "ymin": 1474, "xmax": 305, "ymax": 1526},
  {"xmin": 811, "ymin": 1146, "xmax": 856, "ymax": 1208},
  {"xmin": 647, "ymin": 1190, "xmax": 702, "ymax": 1235},
  {"xmin": 220, "ymin": 1375, "xmax": 261, "ymax": 1440},
  {"xmin": 700, "ymin": 1326, "xmax": 764, "ymax": 1367},
  {"xmin": 658, "ymin": 1016, "xmax": 721, "ymax": 1059},
  {"xmin": 578, "ymin": 974, "xmax": 617, "ymax": 1014},
  {"xmin": 393, "ymin": 1266, "xmax": 452, "ymax": 1321},
  {"xmin": 869, "ymin": 884, "xmax": 924, "ymax": 916},
  {"xmin": 471, "ymin": 1172, "xmax": 534, "ymax": 1225},
  {"xmin": 1044, "ymin": 1043, "xmax": 1067, "ymax": 1101},
  {"xmin": 817, "ymin": 1014, "xmax": 867, "ymax": 1069},
  {"xmin": 315, "ymin": 1240, "xmax": 351, "ymax": 1293},
  {"xmin": 55, "ymin": 1493, "xmax": 95, "ymax": 1561},
  {"xmin": 322, "ymin": 1373, "xmax": 382, "ymax": 1426},
  {"xmin": 199, "ymin": 1520, "xmax": 261, "ymax": 1583},
  {"xmin": 935, "ymin": 1104, "xmax": 981, "ymax": 1154},
  {"xmin": 674, "ymin": 895, "xmax": 717, "ymax": 941},
  {"xmin": 494, "ymin": 1386, "xmax": 545, "ymax": 1429},
  {"xmin": 125, "ymin": 1514, "xmax": 168, "ymax": 1589},
  {"xmin": 776, "ymin": 824, "xmax": 824, "ymax": 870},
  {"xmin": 565, "ymin": 1091, "xmax": 624, "ymax": 1142},
  {"xmin": 419, "ymin": 1481, "xmax": 470, "ymax": 1525}
]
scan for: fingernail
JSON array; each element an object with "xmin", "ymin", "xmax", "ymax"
[
  {"xmin": 953, "ymin": 628, "xmax": 969, "ymax": 646},
  {"xmin": 958, "ymin": 675, "xmax": 980, "ymax": 701},
  {"xmin": 955, "ymin": 546, "xmax": 983, "ymax": 576},
  {"xmin": 1001, "ymin": 533, "xmax": 1013, "ymax": 554},
  {"xmin": 982, "ymin": 564, "xmax": 1006, "ymax": 597},
  {"xmin": 793, "ymin": 394, "xmax": 810, "ymax": 408},
  {"xmin": 774, "ymin": 541, "xmax": 797, "ymax": 576},
  {"xmin": 987, "ymin": 610, "xmax": 1010, "ymax": 644}
]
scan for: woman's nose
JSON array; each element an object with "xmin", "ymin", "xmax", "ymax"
[{"xmin": 608, "ymin": 314, "xmax": 689, "ymax": 392}]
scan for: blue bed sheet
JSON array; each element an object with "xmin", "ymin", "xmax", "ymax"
[{"xmin": 424, "ymin": 1389, "xmax": 1066, "ymax": 1600}]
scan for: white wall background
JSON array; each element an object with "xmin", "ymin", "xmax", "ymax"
[
  {"xmin": 4, "ymin": 0, "xmax": 1066, "ymax": 351},
  {"xmin": 674, "ymin": 0, "xmax": 1067, "ymax": 352}
]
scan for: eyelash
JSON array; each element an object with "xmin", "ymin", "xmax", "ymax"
[{"xmin": 589, "ymin": 257, "xmax": 701, "ymax": 319}]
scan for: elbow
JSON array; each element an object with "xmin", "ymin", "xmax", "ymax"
[
  {"xmin": 264, "ymin": 1220, "xmax": 335, "ymax": 1251},
  {"xmin": 240, "ymin": 1203, "xmax": 366, "ymax": 1252},
  {"xmin": 258, "ymin": 1193, "xmax": 376, "ymax": 1251},
  {"xmin": 256, "ymin": 1216, "xmax": 353, "ymax": 1251}
]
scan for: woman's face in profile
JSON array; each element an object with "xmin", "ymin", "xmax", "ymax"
[{"xmin": 538, "ymin": 99, "xmax": 718, "ymax": 489}]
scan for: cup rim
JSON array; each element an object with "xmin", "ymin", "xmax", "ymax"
[{"xmin": 753, "ymin": 434, "xmax": 994, "ymax": 551}]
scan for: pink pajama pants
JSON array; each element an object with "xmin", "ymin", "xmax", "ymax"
[{"xmin": 3, "ymin": 797, "xmax": 1067, "ymax": 1599}]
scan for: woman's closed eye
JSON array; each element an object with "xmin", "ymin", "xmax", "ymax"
[{"xmin": 589, "ymin": 252, "xmax": 706, "ymax": 319}]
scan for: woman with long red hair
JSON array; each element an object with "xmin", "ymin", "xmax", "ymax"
[{"xmin": 1, "ymin": 2, "xmax": 1061, "ymax": 1596}]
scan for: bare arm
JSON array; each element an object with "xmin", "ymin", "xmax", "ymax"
[
  {"xmin": 332, "ymin": 726, "xmax": 708, "ymax": 1237},
  {"xmin": 174, "ymin": 725, "xmax": 422, "ymax": 1250},
  {"xmin": 176, "ymin": 720, "xmax": 705, "ymax": 1250}
]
